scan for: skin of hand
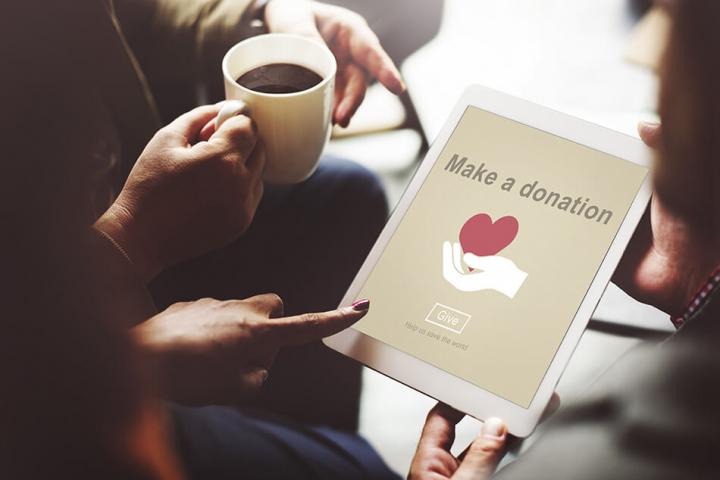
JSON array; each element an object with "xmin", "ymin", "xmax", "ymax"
[
  {"xmin": 133, "ymin": 294, "xmax": 370, "ymax": 405},
  {"xmin": 442, "ymin": 242, "xmax": 528, "ymax": 298},
  {"xmin": 410, "ymin": 396, "xmax": 560, "ymax": 480},
  {"xmin": 409, "ymin": 404, "xmax": 508, "ymax": 480},
  {"xmin": 418, "ymin": 122, "xmax": 716, "ymax": 477},
  {"xmin": 421, "ymin": 123, "xmax": 715, "ymax": 476},
  {"xmin": 264, "ymin": 0, "xmax": 406, "ymax": 127},
  {"xmin": 94, "ymin": 103, "xmax": 265, "ymax": 282},
  {"xmin": 613, "ymin": 122, "xmax": 720, "ymax": 315}
]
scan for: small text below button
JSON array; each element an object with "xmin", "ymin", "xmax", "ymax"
[{"xmin": 424, "ymin": 303, "xmax": 471, "ymax": 334}]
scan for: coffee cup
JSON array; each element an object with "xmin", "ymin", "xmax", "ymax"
[{"xmin": 217, "ymin": 33, "xmax": 337, "ymax": 184}]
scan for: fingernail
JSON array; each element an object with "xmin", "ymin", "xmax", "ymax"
[
  {"xmin": 260, "ymin": 370, "xmax": 269, "ymax": 385},
  {"xmin": 336, "ymin": 106, "xmax": 349, "ymax": 127},
  {"xmin": 383, "ymin": 68, "xmax": 406, "ymax": 93},
  {"xmin": 351, "ymin": 299, "xmax": 370, "ymax": 311},
  {"xmin": 638, "ymin": 120, "xmax": 660, "ymax": 129},
  {"xmin": 397, "ymin": 77, "xmax": 407, "ymax": 93},
  {"xmin": 482, "ymin": 417, "xmax": 506, "ymax": 438}
]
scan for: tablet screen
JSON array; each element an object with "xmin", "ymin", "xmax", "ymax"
[{"xmin": 353, "ymin": 106, "xmax": 649, "ymax": 408}]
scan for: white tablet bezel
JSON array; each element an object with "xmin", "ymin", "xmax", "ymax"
[{"xmin": 323, "ymin": 85, "xmax": 652, "ymax": 437}]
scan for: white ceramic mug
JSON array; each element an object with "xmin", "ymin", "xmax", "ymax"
[{"xmin": 217, "ymin": 34, "xmax": 337, "ymax": 184}]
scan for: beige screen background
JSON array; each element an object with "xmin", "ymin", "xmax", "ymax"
[{"xmin": 354, "ymin": 107, "xmax": 648, "ymax": 407}]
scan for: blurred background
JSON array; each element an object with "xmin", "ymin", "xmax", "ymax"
[{"xmin": 325, "ymin": 0, "xmax": 672, "ymax": 473}]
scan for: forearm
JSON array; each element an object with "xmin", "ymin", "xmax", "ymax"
[
  {"xmin": 94, "ymin": 202, "xmax": 162, "ymax": 284},
  {"xmin": 90, "ymin": 225, "xmax": 157, "ymax": 328}
]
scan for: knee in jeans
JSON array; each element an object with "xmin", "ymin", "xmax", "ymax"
[{"xmin": 340, "ymin": 165, "xmax": 389, "ymax": 230}]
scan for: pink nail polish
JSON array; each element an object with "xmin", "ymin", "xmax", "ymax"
[{"xmin": 351, "ymin": 299, "xmax": 370, "ymax": 311}]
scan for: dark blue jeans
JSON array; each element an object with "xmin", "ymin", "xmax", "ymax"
[
  {"xmin": 170, "ymin": 404, "xmax": 400, "ymax": 480},
  {"xmin": 152, "ymin": 158, "xmax": 398, "ymax": 478}
]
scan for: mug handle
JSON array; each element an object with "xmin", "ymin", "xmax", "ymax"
[{"xmin": 215, "ymin": 100, "xmax": 253, "ymax": 130}]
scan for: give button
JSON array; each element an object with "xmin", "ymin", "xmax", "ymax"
[{"xmin": 424, "ymin": 303, "xmax": 471, "ymax": 334}]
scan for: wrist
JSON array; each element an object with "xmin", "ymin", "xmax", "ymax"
[{"xmin": 94, "ymin": 203, "xmax": 162, "ymax": 283}]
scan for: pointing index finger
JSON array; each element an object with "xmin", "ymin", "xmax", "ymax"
[
  {"xmin": 244, "ymin": 293, "xmax": 284, "ymax": 318},
  {"xmin": 265, "ymin": 301, "xmax": 370, "ymax": 346}
]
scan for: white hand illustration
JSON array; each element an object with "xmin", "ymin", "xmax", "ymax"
[{"xmin": 442, "ymin": 241, "xmax": 528, "ymax": 299}]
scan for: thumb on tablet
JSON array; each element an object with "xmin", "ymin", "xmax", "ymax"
[{"xmin": 454, "ymin": 418, "xmax": 508, "ymax": 480}]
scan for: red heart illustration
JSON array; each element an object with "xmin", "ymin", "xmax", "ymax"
[{"xmin": 459, "ymin": 213, "xmax": 519, "ymax": 257}]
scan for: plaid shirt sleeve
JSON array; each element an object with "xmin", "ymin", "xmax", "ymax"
[{"xmin": 671, "ymin": 267, "xmax": 720, "ymax": 329}]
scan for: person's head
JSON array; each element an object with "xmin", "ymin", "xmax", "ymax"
[{"xmin": 656, "ymin": 0, "xmax": 720, "ymax": 233}]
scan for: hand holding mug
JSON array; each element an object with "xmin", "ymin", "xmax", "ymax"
[
  {"xmin": 218, "ymin": 33, "xmax": 336, "ymax": 184},
  {"xmin": 216, "ymin": 1, "xmax": 405, "ymax": 185},
  {"xmin": 95, "ymin": 103, "xmax": 264, "ymax": 282}
]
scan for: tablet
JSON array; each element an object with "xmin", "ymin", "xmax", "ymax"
[{"xmin": 324, "ymin": 86, "xmax": 652, "ymax": 437}]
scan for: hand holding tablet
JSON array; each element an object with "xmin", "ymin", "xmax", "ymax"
[{"xmin": 325, "ymin": 86, "xmax": 652, "ymax": 436}]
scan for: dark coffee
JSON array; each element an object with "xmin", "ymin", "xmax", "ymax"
[{"xmin": 237, "ymin": 63, "xmax": 323, "ymax": 94}]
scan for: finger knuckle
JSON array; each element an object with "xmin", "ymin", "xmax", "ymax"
[
  {"xmin": 190, "ymin": 141, "xmax": 220, "ymax": 161},
  {"xmin": 410, "ymin": 459, "xmax": 445, "ymax": 479},
  {"xmin": 197, "ymin": 297, "xmax": 219, "ymax": 306},
  {"xmin": 154, "ymin": 128, "xmax": 178, "ymax": 145},
  {"xmin": 301, "ymin": 312, "xmax": 323, "ymax": 327},
  {"xmin": 231, "ymin": 312, "xmax": 253, "ymax": 332},
  {"xmin": 241, "ymin": 295, "xmax": 262, "ymax": 309},
  {"xmin": 266, "ymin": 293, "xmax": 283, "ymax": 310},
  {"xmin": 225, "ymin": 117, "xmax": 257, "ymax": 143},
  {"xmin": 346, "ymin": 11, "xmax": 366, "ymax": 27},
  {"xmin": 225, "ymin": 299, "xmax": 245, "ymax": 309},
  {"xmin": 217, "ymin": 154, "xmax": 241, "ymax": 175},
  {"xmin": 195, "ymin": 104, "xmax": 217, "ymax": 115},
  {"xmin": 168, "ymin": 300, "xmax": 191, "ymax": 310},
  {"xmin": 470, "ymin": 438, "xmax": 503, "ymax": 456}
]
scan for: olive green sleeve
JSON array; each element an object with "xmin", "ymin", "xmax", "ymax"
[{"xmin": 113, "ymin": 0, "xmax": 255, "ymax": 117}]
